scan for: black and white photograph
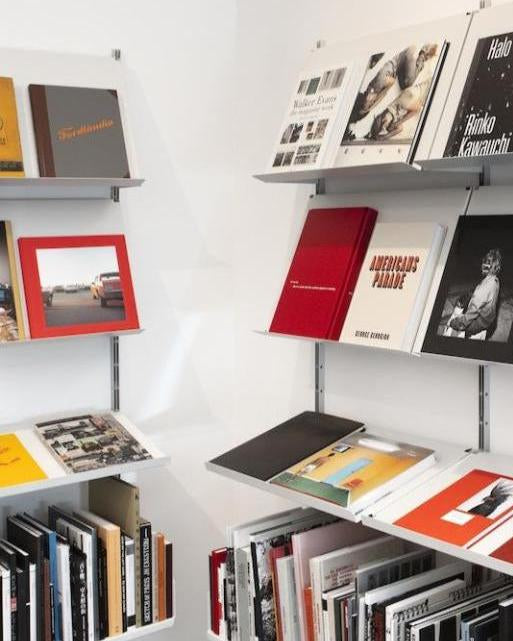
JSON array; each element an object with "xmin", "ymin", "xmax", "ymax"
[
  {"xmin": 445, "ymin": 31, "xmax": 513, "ymax": 158},
  {"xmin": 422, "ymin": 215, "xmax": 513, "ymax": 363},
  {"xmin": 36, "ymin": 245, "xmax": 126, "ymax": 327},
  {"xmin": 456, "ymin": 478, "xmax": 513, "ymax": 519},
  {"xmin": 341, "ymin": 42, "xmax": 442, "ymax": 147},
  {"xmin": 35, "ymin": 413, "xmax": 153, "ymax": 474}
]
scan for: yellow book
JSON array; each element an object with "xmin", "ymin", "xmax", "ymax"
[
  {"xmin": 0, "ymin": 77, "xmax": 24, "ymax": 177},
  {"xmin": 0, "ymin": 433, "xmax": 47, "ymax": 486}
]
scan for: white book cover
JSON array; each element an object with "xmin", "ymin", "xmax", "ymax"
[
  {"xmin": 218, "ymin": 561, "xmax": 227, "ymax": 639},
  {"xmin": 125, "ymin": 537, "xmax": 136, "ymax": 629},
  {"xmin": 29, "ymin": 563, "xmax": 36, "ymax": 641},
  {"xmin": 384, "ymin": 577, "xmax": 465, "ymax": 641},
  {"xmin": 56, "ymin": 542, "xmax": 72, "ymax": 641},
  {"xmin": 324, "ymin": 583, "xmax": 355, "ymax": 641},
  {"xmin": 340, "ymin": 223, "xmax": 446, "ymax": 352},
  {"xmin": 0, "ymin": 565, "xmax": 10, "ymax": 641},
  {"xmin": 276, "ymin": 556, "xmax": 300, "ymax": 641},
  {"xmin": 310, "ymin": 536, "xmax": 405, "ymax": 641},
  {"xmin": 268, "ymin": 55, "xmax": 352, "ymax": 172}
]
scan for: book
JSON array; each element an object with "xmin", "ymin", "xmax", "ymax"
[
  {"xmin": 270, "ymin": 431, "xmax": 435, "ymax": 513},
  {"xmin": 309, "ymin": 537, "xmax": 404, "ymax": 641},
  {"xmin": 69, "ymin": 546, "xmax": 88, "ymax": 641},
  {"xmin": 0, "ymin": 540, "xmax": 19, "ymax": 641},
  {"xmin": 6, "ymin": 516, "xmax": 45, "ymax": 641},
  {"xmin": 340, "ymin": 223, "xmax": 446, "ymax": 352},
  {"xmin": 139, "ymin": 518, "xmax": 152, "ymax": 626},
  {"xmin": 125, "ymin": 536, "xmax": 136, "ymax": 629},
  {"xmin": 275, "ymin": 556, "xmax": 299, "ymax": 641},
  {"xmin": 0, "ymin": 563, "xmax": 11, "ymax": 641},
  {"xmin": 444, "ymin": 31, "xmax": 513, "ymax": 158},
  {"xmin": 120, "ymin": 534, "xmax": 127, "ymax": 631},
  {"xmin": 209, "ymin": 411, "xmax": 363, "ymax": 483},
  {"xmin": 269, "ymin": 207, "xmax": 377, "ymax": 339},
  {"xmin": 55, "ymin": 538, "xmax": 72, "ymax": 641},
  {"xmin": 74, "ymin": 510, "xmax": 122, "ymax": 637},
  {"xmin": 29, "ymin": 84, "xmax": 130, "ymax": 178},
  {"xmin": 35, "ymin": 413, "xmax": 152, "ymax": 474},
  {"xmin": 0, "ymin": 221, "xmax": 26, "ymax": 342},
  {"xmin": 210, "ymin": 548, "xmax": 227, "ymax": 636},
  {"xmin": 268, "ymin": 545, "xmax": 291, "ymax": 641},
  {"xmin": 421, "ymin": 215, "xmax": 513, "ymax": 364},
  {"xmin": 0, "ymin": 78, "xmax": 24, "ymax": 177},
  {"xmin": 164, "ymin": 541, "xmax": 172, "ymax": 620},
  {"xmin": 499, "ymin": 596, "xmax": 513, "ymax": 641},
  {"xmin": 48, "ymin": 507, "xmax": 97, "ymax": 641},
  {"xmin": 88, "ymin": 477, "xmax": 141, "ymax": 627},
  {"xmin": 96, "ymin": 539, "xmax": 107, "ymax": 640},
  {"xmin": 2, "ymin": 540, "xmax": 31, "ymax": 641},
  {"xmin": 291, "ymin": 520, "xmax": 378, "ymax": 641},
  {"xmin": 269, "ymin": 56, "xmax": 351, "ymax": 171},
  {"xmin": 0, "ymin": 433, "xmax": 47, "ymax": 487}
]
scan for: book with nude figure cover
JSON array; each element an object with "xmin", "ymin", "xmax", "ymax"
[
  {"xmin": 270, "ymin": 432, "xmax": 434, "ymax": 515},
  {"xmin": 421, "ymin": 215, "xmax": 513, "ymax": 364}
]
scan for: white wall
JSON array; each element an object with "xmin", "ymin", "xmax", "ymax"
[{"xmin": 4, "ymin": 0, "xmax": 513, "ymax": 639}]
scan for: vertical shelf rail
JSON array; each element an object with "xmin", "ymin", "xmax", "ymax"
[
  {"xmin": 479, "ymin": 365, "xmax": 490, "ymax": 451},
  {"xmin": 111, "ymin": 335, "xmax": 120, "ymax": 412},
  {"xmin": 315, "ymin": 342, "xmax": 325, "ymax": 413},
  {"xmin": 111, "ymin": 47, "xmax": 122, "ymax": 204}
]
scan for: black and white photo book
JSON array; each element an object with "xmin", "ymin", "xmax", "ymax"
[{"xmin": 422, "ymin": 215, "xmax": 513, "ymax": 364}]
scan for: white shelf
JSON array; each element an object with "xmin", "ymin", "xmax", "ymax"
[
  {"xmin": 0, "ymin": 411, "xmax": 169, "ymax": 500},
  {"xmin": 0, "ymin": 177, "xmax": 144, "ymax": 200},
  {"xmin": 206, "ymin": 427, "xmax": 469, "ymax": 525},
  {"xmin": 113, "ymin": 618, "xmax": 175, "ymax": 640},
  {"xmin": 207, "ymin": 632, "xmax": 222, "ymax": 641},
  {"xmin": 0, "ymin": 327, "xmax": 143, "ymax": 348}
]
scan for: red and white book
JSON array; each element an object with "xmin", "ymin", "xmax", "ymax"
[
  {"xmin": 209, "ymin": 548, "xmax": 227, "ymax": 636},
  {"xmin": 269, "ymin": 206, "xmax": 377, "ymax": 340}
]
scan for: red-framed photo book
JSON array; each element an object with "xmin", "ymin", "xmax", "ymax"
[{"xmin": 18, "ymin": 234, "xmax": 139, "ymax": 338}]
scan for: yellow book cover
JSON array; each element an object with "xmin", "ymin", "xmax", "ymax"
[
  {"xmin": 0, "ymin": 78, "xmax": 24, "ymax": 177},
  {"xmin": 0, "ymin": 433, "xmax": 47, "ymax": 486},
  {"xmin": 271, "ymin": 432, "xmax": 434, "ymax": 509}
]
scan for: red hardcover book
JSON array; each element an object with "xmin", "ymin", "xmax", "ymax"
[
  {"xmin": 269, "ymin": 207, "xmax": 377, "ymax": 339},
  {"xmin": 269, "ymin": 543, "xmax": 292, "ymax": 641},
  {"xmin": 209, "ymin": 548, "xmax": 227, "ymax": 635}
]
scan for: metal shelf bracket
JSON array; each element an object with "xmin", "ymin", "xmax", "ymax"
[{"xmin": 111, "ymin": 335, "xmax": 120, "ymax": 412}]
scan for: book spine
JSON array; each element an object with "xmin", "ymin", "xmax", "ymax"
[
  {"xmin": 164, "ymin": 543, "xmax": 172, "ymax": 620},
  {"xmin": 139, "ymin": 523, "xmax": 152, "ymax": 626},
  {"xmin": 125, "ymin": 540, "xmax": 135, "ymax": 629},
  {"xmin": 304, "ymin": 587, "xmax": 315, "ymax": 641},
  {"xmin": 97, "ymin": 543, "xmax": 106, "ymax": 640},
  {"xmin": 120, "ymin": 535, "xmax": 127, "ymax": 633},
  {"xmin": 499, "ymin": 601, "xmax": 513, "ymax": 641},
  {"xmin": 310, "ymin": 559, "xmax": 322, "ymax": 641},
  {"xmin": 157, "ymin": 535, "xmax": 165, "ymax": 622},
  {"xmin": 133, "ymin": 492, "xmax": 141, "ymax": 629},
  {"xmin": 28, "ymin": 85, "xmax": 56, "ymax": 177},
  {"xmin": 2, "ymin": 570, "xmax": 11, "ymax": 641},
  {"xmin": 43, "ymin": 561, "xmax": 50, "ymax": 641},
  {"xmin": 70, "ymin": 551, "xmax": 88, "ymax": 641}
]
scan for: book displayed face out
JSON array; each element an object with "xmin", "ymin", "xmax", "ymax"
[
  {"xmin": 444, "ymin": 32, "xmax": 513, "ymax": 159},
  {"xmin": 422, "ymin": 215, "xmax": 513, "ymax": 364},
  {"xmin": 339, "ymin": 41, "xmax": 445, "ymax": 165},
  {"xmin": 29, "ymin": 84, "xmax": 130, "ymax": 178},
  {"xmin": 18, "ymin": 234, "xmax": 139, "ymax": 339},
  {"xmin": 0, "ymin": 77, "xmax": 24, "ymax": 177},
  {"xmin": 0, "ymin": 221, "xmax": 25, "ymax": 342}
]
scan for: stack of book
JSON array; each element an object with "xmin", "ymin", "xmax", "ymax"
[
  {"xmin": 0, "ymin": 477, "xmax": 173, "ymax": 641},
  {"xmin": 208, "ymin": 508, "xmax": 513, "ymax": 641}
]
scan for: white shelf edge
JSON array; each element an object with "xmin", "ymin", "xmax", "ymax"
[
  {"xmin": 207, "ymin": 631, "xmax": 222, "ymax": 641},
  {"xmin": 0, "ymin": 177, "xmax": 145, "ymax": 200},
  {"xmin": 0, "ymin": 328, "xmax": 143, "ymax": 348},
  {"xmin": 0, "ymin": 454, "xmax": 171, "ymax": 500},
  {"xmin": 112, "ymin": 618, "xmax": 175, "ymax": 640}
]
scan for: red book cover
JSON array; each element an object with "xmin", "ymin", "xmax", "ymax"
[
  {"xmin": 270, "ymin": 207, "xmax": 377, "ymax": 339},
  {"xmin": 304, "ymin": 586, "xmax": 315, "ymax": 641},
  {"xmin": 209, "ymin": 548, "xmax": 227, "ymax": 635},
  {"xmin": 395, "ymin": 470, "xmax": 513, "ymax": 555},
  {"xmin": 269, "ymin": 544, "xmax": 292, "ymax": 641}
]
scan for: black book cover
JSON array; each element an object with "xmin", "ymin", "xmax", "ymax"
[
  {"xmin": 422, "ymin": 215, "xmax": 513, "ymax": 364},
  {"xmin": 70, "ymin": 546, "xmax": 88, "ymax": 641},
  {"xmin": 139, "ymin": 520, "xmax": 152, "ymax": 626},
  {"xmin": 445, "ymin": 32, "xmax": 513, "ymax": 158},
  {"xmin": 7, "ymin": 516, "xmax": 44, "ymax": 641},
  {"xmin": 97, "ymin": 539, "xmax": 107, "ymax": 640},
  {"xmin": 499, "ymin": 598, "xmax": 513, "ymax": 641},
  {"xmin": 29, "ymin": 84, "xmax": 130, "ymax": 178},
  {"xmin": 209, "ymin": 411, "xmax": 363, "ymax": 481},
  {"xmin": 120, "ymin": 534, "xmax": 127, "ymax": 633},
  {"xmin": 3, "ymin": 541, "xmax": 31, "ymax": 641},
  {"xmin": 165, "ymin": 542, "xmax": 173, "ymax": 620},
  {"xmin": 0, "ymin": 540, "xmax": 18, "ymax": 641}
]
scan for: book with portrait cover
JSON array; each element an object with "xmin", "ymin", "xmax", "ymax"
[
  {"xmin": 444, "ymin": 32, "xmax": 513, "ymax": 158},
  {"xmin": 421, "ymin": 215, "xmax": 513, "ymax": 364},
  {"xmin": 29, "ymin": 85, "xmax": 130, "ymax": 178},
  {"xmin": 269, "ymin": 59, "xmax": 352, "ymax": 171},
  {"xmin": 0, "ymin": 221, "xmax": 26, "ymax": 342},
  {"xmin": 0, "ymin": 78, "xmax": 24, "ymax": 177},
  {"xmin": 270, "ymin": 432, "xmax": 435, "ymax": 515},
  {"xmin": 34, "ymin": 413, "xmax": 153, "ymax": 474},
  {"xmin": 269, "ymin": 207, "xmax": 377, "ymax": 340},
  {"xmin": 340, "ymin": 222, "xmax": 446, "ymax": 352}
]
